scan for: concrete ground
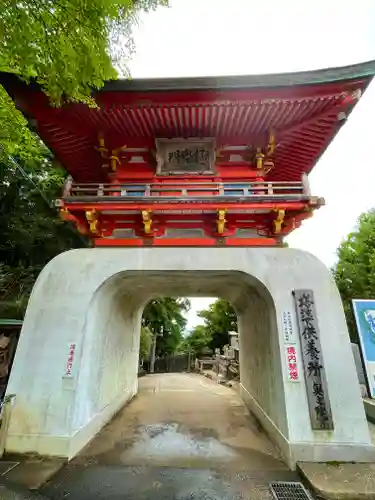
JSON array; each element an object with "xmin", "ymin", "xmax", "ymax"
[
  {"xmin": 4, "ymin": 374, "xmax": 375, "ymax": 499},
  {"xmin": 298, "ymin": 462, "xmax": 375, "ymax": 500},
  {"xmin": 294, "ymin": 419, "xmax": 375, "ymax": 500},
  {"xmin": 39, "ymin": 373, "xmax": 298, "ymax": 500}
]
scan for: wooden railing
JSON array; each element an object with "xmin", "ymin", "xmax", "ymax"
[{"xmin": 62, "ymin": 178, "xmax": 311, "ymax": 200}]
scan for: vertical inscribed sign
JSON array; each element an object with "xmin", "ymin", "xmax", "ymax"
[
  {"xmin": 293, "ymin": 290, "xmax": 334, "ymax": 430},
  {"xmin": 64, "ymin": 342, "xmax": 77, "ymax": 378}
]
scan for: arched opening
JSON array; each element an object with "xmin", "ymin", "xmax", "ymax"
[{"xmin": 73, "ymin": 270, "xmax": 287, "ymax": 460}]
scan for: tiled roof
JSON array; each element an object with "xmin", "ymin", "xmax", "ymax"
[{"xmin": 1, "ymin": 60, "xmax": 375, "ymax": 182}]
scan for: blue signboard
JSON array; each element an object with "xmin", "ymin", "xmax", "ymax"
[{"xmin": 352, "ymin": 299, "xmax": 375, "ymax": 397}]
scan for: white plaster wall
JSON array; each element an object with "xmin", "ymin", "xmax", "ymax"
[
  {"xmin": 70, "ymin": 280, "xmax": 141, "ymax": 455},
  {"xmin": 5, "ymin": 248, "xmax": 374, "ymax": 467},
  {"xmin": 238, "ymin": 291, "xmax": 288, "ymax": 439}
]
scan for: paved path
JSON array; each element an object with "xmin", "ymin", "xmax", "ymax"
[{"xmin": 41, "ymin": 374, "xmax": 298, "ymax": 500}]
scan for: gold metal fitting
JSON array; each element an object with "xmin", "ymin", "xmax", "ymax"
[
  {"xmin": 273, "ymin": 209, "xmax": 285, "ymax": 234},
  {"xmin": 267, "ymin": 131, "xmax": 276, "ymax": 156},
  {"xmin": 86, "ymin": 209, "xmax": 99, "ymax": 234},
  {"xmin": 142, "ymin": 210, "xmax": 152, "ymax": 234},
  {"xmin": 217, "ymin": 209, "xmax": 227, "ymax": 234},
  {"xmin": 255, "ymin": 148, "xmax": 265, "ymax": 169}
]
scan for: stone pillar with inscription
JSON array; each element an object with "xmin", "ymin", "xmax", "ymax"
[
  {"xmin": 266, "ymin": 256, "xmax": 375, "ymax": 467},
  {"xmin": 293, "ymin": 290, "xmax": 333, "ymax": 430}
]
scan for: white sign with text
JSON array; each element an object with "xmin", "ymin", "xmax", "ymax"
[{"xmin": 282, "ymin": 310, "xmax": 295, "ymax": 343}]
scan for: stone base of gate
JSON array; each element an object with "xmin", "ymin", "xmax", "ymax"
[
  {"xmin": 3, "ymin": 247, "xmax": 375, "ymax": 467},
  {"xmin": 5, "ymin": 381, "xmax": 137, "ymax": 460},
  {"xmin": 68, "ymin": 380, "xmax": 137, "ymax": 460},
  {"xmin": 240, "ymin": 385, "xmax": 375, "ymax": 469}
]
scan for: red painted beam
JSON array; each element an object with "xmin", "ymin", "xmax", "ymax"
[
  {"xmin": 95, "ymin": 238, "xmax": 144, "ymax": 246},
  {"xmin": 100, "ymin": 221, "xmax": 272, "ymax": 230},
  {"xmin": 94, "ymin": 237, "xmax": 280, "ymax": 247},
  {"xmin": 98, "ymin": 211, "xmax": 304, "ymax": 224},
  {"xmin": 61, "ymin": 201, "xmax": 310, "ymax": 211}
]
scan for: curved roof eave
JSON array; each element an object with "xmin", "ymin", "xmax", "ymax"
[
  {"xmin": 99, "ymin": 59, "xmax": 375, "ymax": 93},
  {"xmin": 1, "ymin": 59, "xmax": 375, "ymax": 96}
]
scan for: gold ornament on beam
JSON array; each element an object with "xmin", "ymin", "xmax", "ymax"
[
  {"xmin": 59, "ymin": 208, "xmax": 71, "ymax": 221},
  {"xmin": 86, "ymin": 209, "xmax": 99, "ymax": 234},
  {"xmin": 95, "ymin": 135, "xmax": 127, "ymax": 172},
  {"xmin": 95, "ymin": 135, "xmax": 109, "ymax": 171},
  {"xmin": 96, "ymin": 134, "xmax": 108, "ymax": 157},
  {"xmin": 109, "ymin": 155, "xmax": 119, "ymax": 172},
  {"xmin": 273, "ymin": 209, "xmax": 285, "ymax": 234},
  {"xmin": 142, "ymin": 210, "xmax": 153, "ymax": 234},
  {"xmin": 255, "ymin": 148, "xmax": 265, "ymax": 170},
  {"xmin": 267, "ymin": 131, "xmax": 276, "ymax": 157},
  {"xmin": 109, "ymin": 145, "xmax": 127, "ymax": 172},
  {"xmin": 253, "ymin": 131, "xmax": 276, "ymax": 173},
  {"xmin": 217, "ymin": 209, "xmax": 227, "ymax": 234},
  {"xmin": 215, "ymin": 146, "xmax": 226, "ymax": 163},
  {"xmin": 265, "ymin": 131, "xmax": 276, "ymax": 174}
]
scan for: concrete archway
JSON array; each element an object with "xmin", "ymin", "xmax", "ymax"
[{"xmin": 5, "ymin": 248, "xmax": 374, "ymax": 468}]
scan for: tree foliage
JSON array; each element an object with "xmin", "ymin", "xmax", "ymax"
[
  {"xmin": 179, "ymin": 325, "xmax": 212, "ymax": 356},
  {"xmin": 0, "ymin": 0, "xmax": 167, "ymax": 159},
  {"xmin": 0, "ymin": 0, "xmax": 166, "ymax": 317},
  {"xmin": 139, "ymin": 326, "xmax": 152, "ymax": 361},
  {"xmin": 0, "ymin": 151, "xmax": 88, "ymax": 319},
  {"xmin": 332, "ymin": 209, "xmax": 375, "ymax": 340},
  {"xmin": 179, "ymin": 299, "xmax": 237, "ymax": 356},
  {"xmin": 196, "ymin": 299, "xmax": 237, "ymax": 351},
  {"xmin": 0, "ymin": 0, "xmax": 166, "ymax": 102},
  {"xmin": 142, "ymin": 298, "xmax": 191, "ymax": 356}
]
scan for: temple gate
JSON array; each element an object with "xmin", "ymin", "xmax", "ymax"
[{"xmin": 2, "ymin": 60, "xmax": 375, "ymax": 468}]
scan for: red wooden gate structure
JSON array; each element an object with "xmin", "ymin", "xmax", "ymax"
[{"xmin": 2, "ymin": 60, "xmax": 374, "ymax": 247}]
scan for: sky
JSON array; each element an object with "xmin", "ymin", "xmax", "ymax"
[{"xmin": 128, "ymin": 0, "xmax": 375, "ymax": 329}]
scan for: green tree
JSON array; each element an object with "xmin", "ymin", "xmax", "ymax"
[
  {"xmin": 139, "ymin": 326, "xmax": 152, "ymax": 362},
  {"xmin": 0, "ymin": 152, "xmax": 88, "ymax": 318},
  {"xmin": 142, "ymin": 298, "xmax": 191, "ymax": 356},
  {"xmin": 179, "ymin": 325, "xmax": 212, "ymax": 356},
  {"xmin": 0, "ymin": 0, "xmax": 166, "ymax": 158},
  {"xmin": 197, "ymin": 299, "xmax": 237, "ymax": 351},
  {"xmin": 0, "ymin": 0, "xmax": 166, "ymax": 316},
  {"xmin": 1, "ymin": 0, "xmax": 166, "ymax": 102},
  {"xmin": 332, "ymin": 209, "xmax": 375, "ymax": 340}
]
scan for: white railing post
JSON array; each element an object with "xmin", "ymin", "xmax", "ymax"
[
  {"xmin": 62, "ymin": 175, "xmax": 73, "ymax": 197},
  {"xmin": 301, "ymin": 173, "xmax": 311, "ymax": 196},
  {"xmin": 267, "ymin": 182, "xmax": 274, "ymax": 195},
  {"xmin": 98, "ymin": 183, "xmax": 104, "ymax": 196}
]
